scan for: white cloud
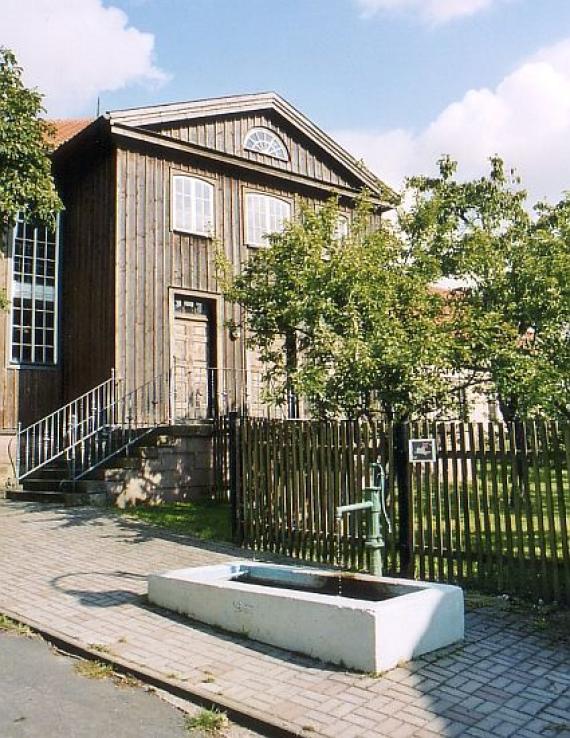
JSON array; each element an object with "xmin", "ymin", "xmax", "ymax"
[
  {"xmin": 356, "ymin": 0, "xmax": 499, "ymax": 23},
  {"xmin": 1, "ymin": 0, "xmax": 168, "ymax": 115},
  {"xmin": 334, "ymin": 38, "xmax": 570, "ymax": 205}
]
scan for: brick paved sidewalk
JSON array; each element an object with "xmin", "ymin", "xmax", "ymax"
[{"xmin": 1, "ymin": 501, "xmax": 568, "ymax": 738}]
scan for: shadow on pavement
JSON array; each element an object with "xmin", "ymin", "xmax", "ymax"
[{"xmin": 6, "ymin": 500, "xmax": 570, "ymax": 738}]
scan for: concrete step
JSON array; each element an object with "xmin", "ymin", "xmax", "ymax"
[
  {"xmin": 6, "ymin": 487, "xmax": 107, "ymax": 507},
  {"xmin": 6, "ymin": 489, "xmax": 66, "ymax": 504},
  {"xmin": 6, "ymin": 423, "xmax": 215, "ymax": 505},
  {"xmin": 64, "ymin": 493, "xmax": 107, "ymax": 507},
  {"xmin": 66, "ymin": 479, "xmax": 114, "ymax": 497},
  {"xmin": 33, "ymin": 458, "xmax": 69, "ymax": 469},
  {"xmin": 21, "ymin": 478, "xmax": 65, "ymax": 493},
  {"xmin": 155, "ymin": 435, "xmax": 178, "ymax": 448},
  {"xmin": 59, "ymin": 484, "xmax": 108, "ymax": 506},
  {"xmin": 24, "ymin": 467, "xmax": 69, "ymax": 480}
]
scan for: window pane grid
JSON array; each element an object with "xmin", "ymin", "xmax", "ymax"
[
  {"xmin": 11, "ymin": 215, "xmax": 58, "ymax": 365},
  {"xmin": 245, "ymin": 193, "xmax": 291, "ymax": 246},
  {"xmin": 244, "ymin": 128, "xmax": 288, "ymax": 161},
  {"xmin": 173, "ymin": 176, "xmax": 214, "ymax": 236},
  {"xmin": 174, "ymin": 295, "xmax": 210, "ymax": 316}
]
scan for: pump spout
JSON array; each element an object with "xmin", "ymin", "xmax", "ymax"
[
  {"xmin": 335, "ymin": 500, "xmax": 373, "ymax": 520},
  {"xmin": 335, "ymin": 461, "xmax": 390, "ymax": 578}
]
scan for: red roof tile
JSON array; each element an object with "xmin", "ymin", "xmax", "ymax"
[{"xmin": 46, "ymin": 119, "xmax": 93, "ymax": 148}]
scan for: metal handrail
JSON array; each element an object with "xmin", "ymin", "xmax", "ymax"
[
  {"xmin": 15, "ymin": 365, "xmax": 295, "ymax": 483},
  {"xmin": 70, "ymin": 370, "xmax": 171, "ymax": 481},
  {"xmin": 16, "ymin": 372, "xmax": 119, "ymax": 480},
  {"xmin": 18, "ymin": 373, "xmax": 118, "ymax": 440},
  {"xmin": 171, "ymin": 364, "xmax": 291, "ymax": 421}
]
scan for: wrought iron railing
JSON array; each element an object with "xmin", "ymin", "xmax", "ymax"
[
  {"xmin": 15, "ymin": 373, "xmax": 119, "ymax": 481},
  {"xmin": 171, "ymin": 364, "xmax": 289, "ymax": 421},
  {"xmin": 14, "ymin": 366, "xmax": 290, "ymax": 484},
  {"xmin": 68, "ymin": 371, "xmax": 171, "ymax": 480}
]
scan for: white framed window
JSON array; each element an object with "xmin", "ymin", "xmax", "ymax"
[
  {"xmin": 172, "ymin": 175, "xmax": 215, "ymax": 236},
  {"xmin": 245, "ymin": 193, "xmax": 291, "ymax": 247},
  {"xmin": 244, "ymin": 127, "xmax": 289, "ymax": 161},
  {"xmin": 10, "ymin": 215, "xmax": 59, "ymax": 365}
]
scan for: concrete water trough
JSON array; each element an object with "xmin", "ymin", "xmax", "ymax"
[{"xmin": 148, "ymin": 562, "xmax": 464, "ymax": 672}]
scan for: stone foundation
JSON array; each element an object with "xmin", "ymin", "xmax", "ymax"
[{"xmin": 97, "ymin": 424, "xmax": 216, "ymax": 507}]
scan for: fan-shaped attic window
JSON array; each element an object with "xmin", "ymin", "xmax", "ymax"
[{"xmin": 244, "ymin": 127, "xmax": 288, "ymax": 161}]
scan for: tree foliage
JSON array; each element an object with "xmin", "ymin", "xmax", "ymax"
[
  {"xmin": 0, "ymin": 47, "xmax": 61, "ymax": 229},
  {"xmin": 219, "ymin": 198, "xmax": 466, "ymax": 421},
  {"xmin": 404, "ymin": 156, "xmax": 570, "ymax": 421},
  {"xmin": 0, "ymin": 47, "xmax": 62, "ymax": 311},
  {"xmin": 221, "ymin": 157, "xmax": 570, "ymax": 422}
]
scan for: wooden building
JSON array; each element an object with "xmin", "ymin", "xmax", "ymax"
[{"xmin": 0, "ymin": 93, "xmax": 394, "ymax": 487}]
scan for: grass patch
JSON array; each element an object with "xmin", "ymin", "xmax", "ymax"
[
  {"xmin": 464, "ymin": 592, "xmax": 499, "ymax": 610},
  {"xmin": 74, "ymin": 660, "xmax": 115, "ymax": 680},
  {"xmin": 117, "ymin": 500, "xmax": 232, "ymax": 543},
  {"xmin": 89, "ymin": 643, "xmax": 113, "ymax": 655},
  {"xmin": 74, "ymin": 659, "xmax": 140, "ymax": 687},
  {"xmin": 547, "ymin": 723, "xmax": 570, "ymax": 736},
  {"xmin": 0, "ymin": 614, "xmax": 33, "ymax": 637},
  {"xmin": 185, "ymin": 708, "xmax": 228, "ymax": 734},
  {"xmin": 115, "ymin": 672, "xmax": 142, "ymax": 688}
]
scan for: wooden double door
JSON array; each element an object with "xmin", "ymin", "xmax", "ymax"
[{"xmin": 172, "ymin": 294, "xmax": 215, "ymax": 419}]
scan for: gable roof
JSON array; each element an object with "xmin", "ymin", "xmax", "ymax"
[
  {"xmin": 107, "ymin": 92, "xmax": 398, "ymax": 206},
  {"xmin": 46, "ymin": 119, "xmax": 93, "ymax": 148}
]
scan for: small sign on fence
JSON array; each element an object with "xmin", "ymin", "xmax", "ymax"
[{"xmin": 409, "ymin": 438, "xmax": 437, "ymax": 463}]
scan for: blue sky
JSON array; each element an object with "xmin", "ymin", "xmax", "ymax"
[
  {"xmin": 5, "ymin": 0, "xmax": 570, "ymax": 201},
  {"xmin": 102, "ymin": 0, "xmax": 570, "ymax": 132}
]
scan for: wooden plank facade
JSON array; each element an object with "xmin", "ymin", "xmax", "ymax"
[
  {"xmin": 149, "ymin": 111, "xmax": 356, "ymax": 188},
  {"xmin": 58, "ymin": 141, "xmax": 117, "ymax": 401},
  {"xmin": 0, "ymin": 93, "xmax": 393, "ymax": 443}
]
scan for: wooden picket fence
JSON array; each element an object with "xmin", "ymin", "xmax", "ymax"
[
  {"xmin": 213, "ymin": 415, "xmax": 231, "ymax": 502},
  {"xmin": 228, "ymin": 416, "xmax": 570, "ymax": 605},
  {"xmin": 409, "ymin": 419, "xmax": 570, "ymax": 605},
  {"xmin": 232, "ymin": 417, "xmax": 397, "ymax": 573}
]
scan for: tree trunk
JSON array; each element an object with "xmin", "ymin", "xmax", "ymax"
[
  {"xmin": 498, "ymin": 395, "xmax": 525, "ymax": 506},
  {"xmin": 498, "ymin": 394, "xmax": 517, "ymax": 425}
]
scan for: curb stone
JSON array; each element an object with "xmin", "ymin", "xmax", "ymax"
[{"xmin": 0, "ymin": 606, "xmax": 303, "ymax": 738}]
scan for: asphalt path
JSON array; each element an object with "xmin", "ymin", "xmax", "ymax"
[{"xmin": 0, "ymin": 631, "xmax": 219, "ymax": 737}]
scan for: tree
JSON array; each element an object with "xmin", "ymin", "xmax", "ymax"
[
  {"xmin": 219, "ymin": 198, "xmax": 467, "ymax": 422},
  {"xmin": 0, "ymin": 47, "xmax": 62, "ymax": 309},
  {"xmin": 404, "ymin": 156, "xmax": 570, "ymax": 422},
  {"xmin": 524, "ymin": 197, "xmax": 570, "ymax": 420},
  {"xmin": 220, "ymin": 156, "xmax": 569, "ymax": 424}
]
